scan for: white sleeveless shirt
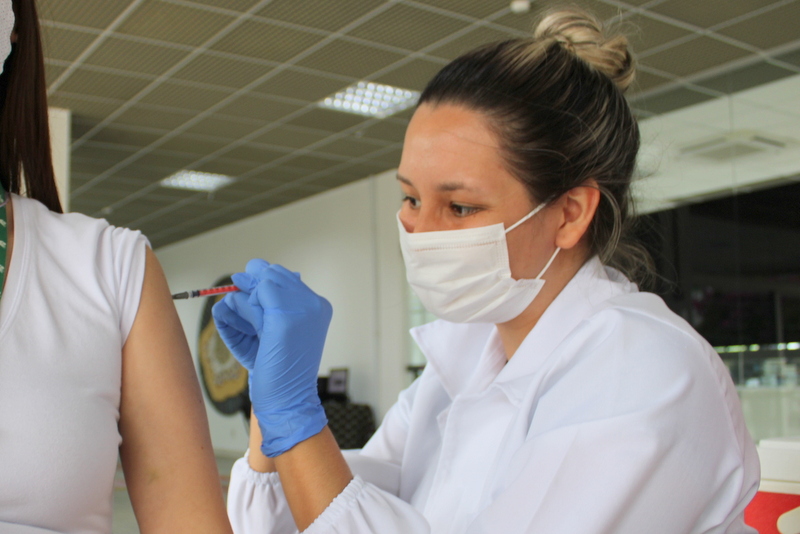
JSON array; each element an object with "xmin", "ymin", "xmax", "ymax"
[{"xmin": 0, "ymin": 195, "xmax": 147, "ymax": 533}]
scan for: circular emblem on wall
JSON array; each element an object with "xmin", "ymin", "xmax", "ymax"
[{"xmin": 197, "ymin": 275, "xmax": 250, "ymax": 417}]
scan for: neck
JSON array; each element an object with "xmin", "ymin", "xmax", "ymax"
[{"xmin": 496, "ymin": 247, "xmax": 587, "ymax": 360}]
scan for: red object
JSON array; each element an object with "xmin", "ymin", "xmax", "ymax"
[
  {"xmin": 745, "ymin": 491, "xmax": 800, "ymax": 533},
  {"xmin": 197, "ymin": 285, "xmax": 239, "ymax": 297},
  {"xmin": 172, "ymin": 285, "xmax": 240, "ymax": 300}
]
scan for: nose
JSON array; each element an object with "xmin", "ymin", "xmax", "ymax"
[
  {"xmin": 410, "ymin": 207, "xmax": 442, "ymax": 233},
  {"xmin": 399, "ymin": 206, "xmax": 439, "ymax": 234}
]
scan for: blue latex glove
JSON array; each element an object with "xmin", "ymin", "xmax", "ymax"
[{"xmin": 212, "ymin": 259, "xmax": 331, "ymax": 457}]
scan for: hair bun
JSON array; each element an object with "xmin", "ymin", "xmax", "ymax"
[{"xmin": 534, "ymin": 8, "xmax": 635, "ymax": 93}]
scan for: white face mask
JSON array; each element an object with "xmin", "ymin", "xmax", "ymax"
[
  {"xmin": 0, "ymin": 0, "xmax": 13, "ymax": 75},
  {"xmin": 398, "ymin": 203, "xmax": 561, "ymax": 324}
]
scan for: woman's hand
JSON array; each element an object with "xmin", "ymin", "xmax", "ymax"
[{"xmin": 213, "ymin": 259, "xmax": 331, "ymax": 457}]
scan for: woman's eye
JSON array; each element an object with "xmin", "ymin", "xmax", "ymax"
[
  {"xmin": 403, "ymin": 195, "xmax": 420, "ymax": 208},
  {"xmin": 451, "ymin": 204, "xmax": 479, "ymax": 217}
]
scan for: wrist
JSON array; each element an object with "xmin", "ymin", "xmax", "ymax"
[{"xmin": 257, "ymin": 405, "xmax": 328, "ymax": 458}]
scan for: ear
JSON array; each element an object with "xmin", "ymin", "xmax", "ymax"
[{"xmin": 553, "ymin": 180, "xmax": 601, "ymax": 250}]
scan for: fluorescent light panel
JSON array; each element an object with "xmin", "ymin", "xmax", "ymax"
[
  {"xmin": 318, "ymin": 81, "xmax": 420, "ymax": 118},
  {"xmin": 160, "ymin": 170, "xmax": 234, "ymax": 192}
]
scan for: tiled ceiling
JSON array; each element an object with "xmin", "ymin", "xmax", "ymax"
[{"xmin": 39, "ymin": 0, "xmax": 800, "ymax": 247}]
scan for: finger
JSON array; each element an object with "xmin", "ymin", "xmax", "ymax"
[
  {"xmin": 224, "ymin": 291, "xmax": 263, "ymax": 331},
  {"xmin": 231, "ymin": 272, "xmax": 256, "ymax": 293},
  {"xmin": 269, "ymin": 263, "xmax": 304, "ymax": 284},
  {"xmin": 212, "ymin": 298, "xmax": 257, "ymax": 338},
  {"xmin": 245, "ymin": 258, "xmax": 272, "ymax": 279},
  {"xmin": 251, "ymin": 278, "xmax": 290, "ymax": 311}
]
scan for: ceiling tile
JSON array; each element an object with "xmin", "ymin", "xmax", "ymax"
[
  {"xmin": 494, "ymin": 0, "xmax": 624, "ymax": 33},
  {"xmin": 83, "ymin": 36, "xmax": 189, "ymax": 76},
  {"xmin": 116, "ymin": 1, "xmax": 237, "ymax": 47},
  {"xmin": 621, "ymin": 14, "xmax": 693, "ymax": 55},
  {"xmin": 209, "ymin": 19, "xmax": 325, "ymax": 62},
  {"xmin": 373, "ymin": 58, "xmax": 443, "ymax": 92},
  {"xmin": 138, "ymin": 81, "xmax": 233, "ymax": 111},
  {"xmin": 71, "ymin": 116, "xmax": 100, "ymax": 139},
  {"xmin": 188, "ymin": 0, "xmax": 262, "ymax": 12},
  {"xmin": 281, "ymin": 153, "xmax": 342, "ymax": 172},
  {"xmin": 629, "ymin": 69, "xmax": 673, "ymax": 95},
  {"xmin": 45, "ymin": 64, "xmax": 67, "ymax": 86},
  {"xmin": 113, "ymin": 161, "xmax": 180, "ymax": 182},
  {"xmin": 428, "ymin": 26, "xmax": 517, "ymax": 61},
  {"xmin": 39, "ymin": 0, "xmax": 132, "ymax": 29},
  {"xmin": 696, "ymin": 61, "xmax": 795, "ymax": 94},
  {"xmin": 72, "ymin": 143, "xmax": 137, "ymax": 166},
  {"xmin": 650, "ymin": 0, "xmax": 782, "ymax": 29},
  {"xmin": 207, "ymin": 186, "xmax": 262, "ymax": 204},
  {"xmin": 173, "ymin": 54, "xmax": 275, "ymax": 88},
  {"xmin": 90, "ymin": 125, "xmax": 165, "ymax": 148},
  {"xmin": 347, "ymin": 3, "xmax": 471, "ymax": 52},
  {"xmin": 632, "ymin": 86, "xmax": 716, "ymax": 115},
  {"xmin": 220, "ymin": 144, "xmax": 288, "ymax": 164},
  {"xmin": 42, "ymin": 26, "xmax": 98, "ymax": 62},
  {"xmin": 285, "ymin": 107, "xmax": 369, "ymax": 133},
  {"xmin": 256, "ymin": 0, "xmax": 384, "ymax": 32},
  {"xmin": 242, "ymin": 166, "xmax": 305, "ymax": 186},
  {"xmin": 358, "ymin": 119, "xmax": 409, "ymax": 143},
  {"xmin": 48, "ymin": 93, "xmax": 123, "ymax": 120},
  {"xmin": 251, "ymin": 125, "xmax": 331, "ymax": 149},
  {"xmin": 305, "ymin": 171, "xmax": 361, "ymax": 190},
  {"xmin": 184, "ymin": 114, "xmax": 265, "ymax": 140},
  {"xmin": 776, "ymin": 49, "xmax": 800, "ymax": 68},
  {"xmin": 252, "ymin": 69, "xmax": 348, "ymax": 103},
  {"xmin": 364, "ymin": 146, "xmax": 403, "ymax": 169},
  {"xmin": 57, "ymin": 68, "xmax": 152, "ymax": 101},
  {"xmin": 315, "ymin": 136, "xmax": 389, "ymax": 158},
  {"xmin": 159, "ymin": 135, "xmax": 230, "ymax": 156},
  {"xmin": 717, "ymin": 2, "xmax": 800, "ymax": 50},
  {"xmin": 296, "ymin": 40, "xmax": 406, "ymax": 79},
  {"xmin": 112, "ymin": 105, "xmax": 196, "ymax": 130},
  {"xmin": 135, "ymin": 150, "xmax": 198, "ymax": 171},
  {"xmin": 410, "ymin": 0, "xmax": 509, "ymax": 19},
  {"xmin": 337, "ymin": 160, "xmax": 389, "ymax": 178},
  {"xmin": 640, "ymin": 36, "xmax": 751, "ymax": 77},
  {"xmin": 217, "ymin": 94, "xmax": 303, "ymax": 122},
  {"xmin": 194, "ymin": 157, "xmax": 264, "ymax": 177}
]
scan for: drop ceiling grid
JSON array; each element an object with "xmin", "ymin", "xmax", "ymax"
[
  {"xmin": 81, "ymin": 1, "xmax": 519, "ymax": 235},
  {"xmin": 38, "ymin": 0, "xmax": 800, "ymax": 247}
]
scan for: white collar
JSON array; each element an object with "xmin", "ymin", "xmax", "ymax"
[{"xmin": 411, "ymin": 257, "xmax": 638, "ymax": 402}]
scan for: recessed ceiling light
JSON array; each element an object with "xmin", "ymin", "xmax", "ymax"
[
  {"xmin": 318, "ymin": 81, "xmax": 420, "ymax": 118},
  {"xmin": 160, "ymin": 170, "xmax": 234, "ymax": 192}
]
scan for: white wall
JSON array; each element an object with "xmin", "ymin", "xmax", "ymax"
[
  {"xmin": 48, "ymin": 107, "xmax": 71, "ymax": 210},
  {"xmin": 156, "ymin": 170, "xmax": 409, "ymax": 455}
]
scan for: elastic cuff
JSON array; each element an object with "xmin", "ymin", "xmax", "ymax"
[
  {"xmin": 236, "ymin": 451, "xmax": 282, "ymax": 487},
  {"xmin": 303, "ymin": 476, "xmax": 366, "ymax": 533}
]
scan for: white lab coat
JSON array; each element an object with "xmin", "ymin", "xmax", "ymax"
[{"xmin": 227, "ymin": 258, "xmax": 760, "ymax": 534}]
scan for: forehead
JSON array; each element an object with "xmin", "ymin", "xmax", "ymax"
[{"xmin": 398, "ymin": 103, "xmax": 511, "ymax": 189}]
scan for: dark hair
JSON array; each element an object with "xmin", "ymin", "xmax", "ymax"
[
  {"xmin": 418, "ymin": 8, "xmax": 653, "ymax": 287},
  {"xmin": 0, "ymin": 0, "xmax": 62, "ymax": 212}
]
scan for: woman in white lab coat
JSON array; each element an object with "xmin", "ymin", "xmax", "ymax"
[{"xmin": 213, "ymin": 7, "xmax": 760, "ymax": 534}]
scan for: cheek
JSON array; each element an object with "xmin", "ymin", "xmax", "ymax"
[{"xmin": 506, "ymin": 226, "xmax": 555, "ymax": 279}]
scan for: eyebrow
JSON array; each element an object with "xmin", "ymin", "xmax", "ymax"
[{"xmin": 396, "ymin": 173, "xmax": 479, "ymax": 193}]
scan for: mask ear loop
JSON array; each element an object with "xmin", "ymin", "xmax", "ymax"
[
  {"xmin": 505, "ymin": 201, "xmax": 547, "ymax": 234},
  {"xmin": 503, "ymin": 201, "xmax": 561, "ymax": 280},
  {"xmin": 535, "ymin": 247, "xmax": 561, "ymax": 279}
]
